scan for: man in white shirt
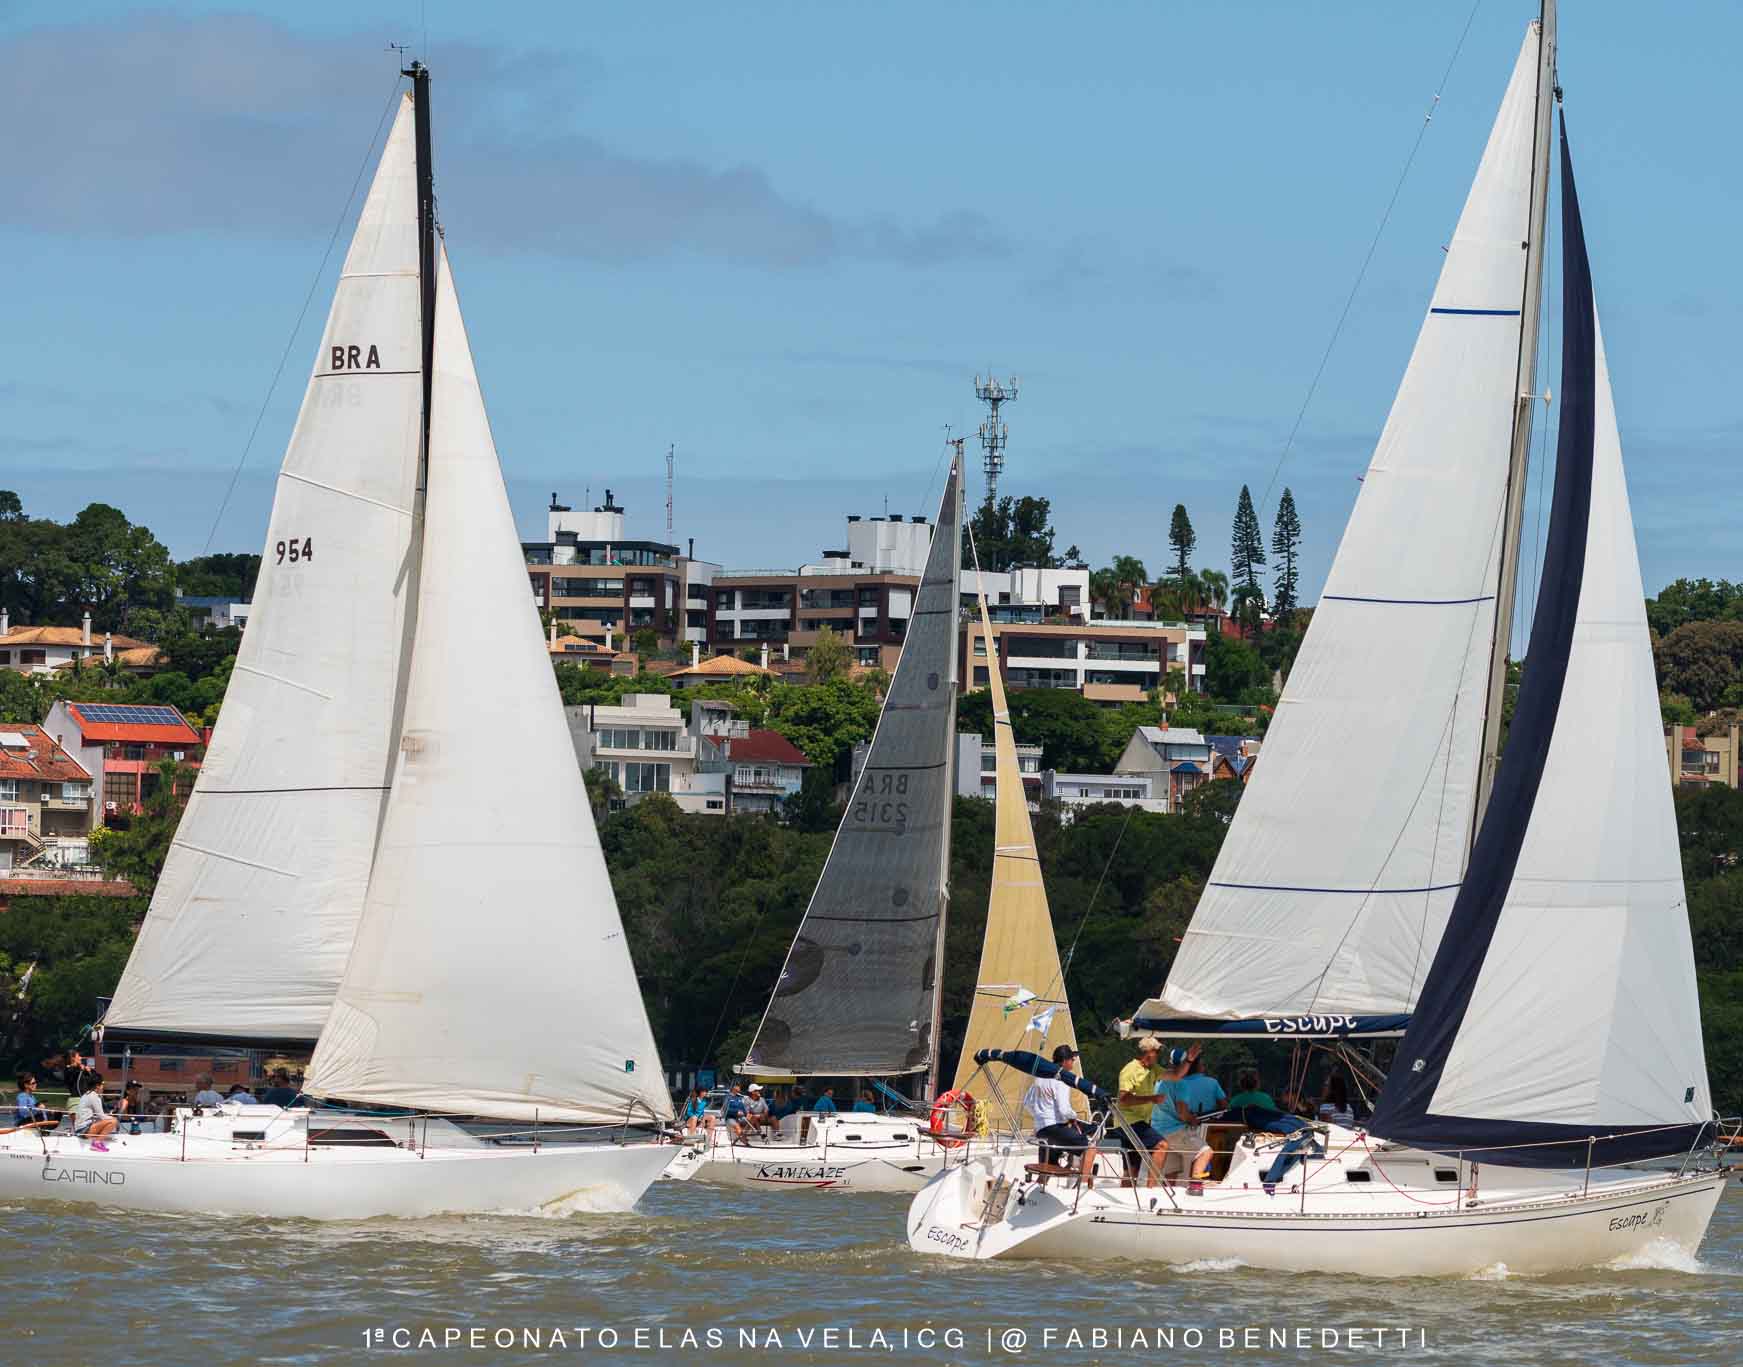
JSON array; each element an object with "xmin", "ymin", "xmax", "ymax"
[
  {"xmin": 1022, "ymin": 1045, "xmax": 1100, "ymax": 1186},
  {"xmin": 73, "ymin": 1075, "xmax": 118, "ymax": 1149}
]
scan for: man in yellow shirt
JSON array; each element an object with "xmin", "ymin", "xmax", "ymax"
[{"xmin": 1114, "ymin": 1036, "xmax": 1171, "ymax": 1185}]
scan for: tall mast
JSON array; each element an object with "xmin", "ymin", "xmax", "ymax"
[
  {"xmin": 404, "ymin": 61, "xmax": 437, "ymax": 492},
  {"xmin": 1472, "ymin": 0, "xmax": 1557, "ymax": 839},
  {"xmin": 922, "ymin": 452, "xmax": 962, "ymax": 1103}
]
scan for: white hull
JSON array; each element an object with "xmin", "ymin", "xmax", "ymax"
[
  {"xmin": 670, "ymin": 1112, "xmax": 1001, "ymax": 1193},
  {"xmin": 908, "ymin": 1125, "xmax": 1729, "ymax": 1277},
  {"xmin": 0, "ymin": 1108, "xmax": 675, "ymax": 1219}
]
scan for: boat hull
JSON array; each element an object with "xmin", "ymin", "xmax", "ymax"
[
  {"xmin": 0, "ymin": 1113, "xmax": 675, "ymax": 1219},
  {"xmin": 908, "ymin": 1133, "xmax": 1730, "ymax": 1277},
  {"xmin": 672, "ymin": 1112, "xmax": 997, "ymax": 1193}
]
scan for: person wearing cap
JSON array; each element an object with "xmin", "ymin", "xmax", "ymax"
[
  {"xmin": 744, "ymin": 1083, "xmax": 772, "ymax": 1139},
  {"xmin": 1115, "ymin": 1037, "xmax": 1171, "ymax": 1186},
  {"xmin": 1152, "ymin": 1046, "xmax": 1213, "ymax": 1187},
  {"xmin": 1022, "ymin": 1044, "xmax": 1100, "ymax": 1186},
  {"xmin": 722, "ymin": 1083, "xmax": 749, "ymax": 1141}
]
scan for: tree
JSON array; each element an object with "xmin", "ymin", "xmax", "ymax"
[
  {"xmin": 1230, "ymin": 485, "xmax": 1266, "ymax": 604},
  {"xmin": 1655, "ymin": 620, "xmax": 1743, "ymax": 712},
  {"xmin": 1198, "ymin": 569, "xmax": 1229, "ymax": 614},
  {"xmin": 765, "ymin": 678, "xmax": 882, "ymax": 771},
  {"xmin": 0, "ymin": 490, "xmax": 22, "ymax": 521},
  {"xmin": 1204, "ymin": 632, "xmax": 1269, "ymax": 703},
  {"xmin": 632, "ymin": 627, "xmax": 660, "ymax": 659},
  {"xmin": 1167, "ymin": 505, "xmax": 1195, "ymax": 597},
  {"xmin": 0, "ymin": 500, "xmax": 174, "ymax": 631},
  {"xmin": 175, "ymin": 553, "xmax": 262, "ymax": 601},
  {"xmin": 1645, "ymin": 577, "xmax": 1743, "ymax": 638},
  {"xmin": 0, "ymin": 670, "xmax": 45, "ymax": 725},
  {"xmin": 1271, "ymin": 487, "xmax": 1301, "ymax": 620},
  {"xmin": 805, "ymin": 625, "xmax": 852, "ymax": 683},
  {"xmin": 92, "ymin": 760, "xmax": 194, "ymax": 897},
  {"xmin": 964, "ymin": 494, "xmax": 1060, "ymax": 572}
]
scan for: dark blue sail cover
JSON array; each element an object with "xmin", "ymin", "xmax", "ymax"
[
  {"xmin": 1367, "ymin": 119, "xmax": 1712, "ymax": 1168},
  {"xmin": 973, "ymin": 1048, "xmax": 1113, "ymax": 1112},
  {"xmin": 1129, "ymin": 1013, "xmax": 1411, "ymax": 1039}
]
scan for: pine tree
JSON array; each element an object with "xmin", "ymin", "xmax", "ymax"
[
  {"xmin": 1272, "ymin": 487, "xmax": 1302, "ymax": 620},
  {"xmin": 1168, "ymin": 504, "xmax": 1196, "ymax": 596},
  {"xmin": 1230, "ymin": 484, "xmax": 1266, "ymax": 600}
]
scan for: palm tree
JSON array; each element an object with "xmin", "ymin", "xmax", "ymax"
[{"xmin": 1198, "ymin": 569, "xmax": 1229, "ymax": 614}]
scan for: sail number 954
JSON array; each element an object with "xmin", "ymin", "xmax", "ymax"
[{"xmin": 275, "ymin": 537, "xmax": 314, "ymax": 565}]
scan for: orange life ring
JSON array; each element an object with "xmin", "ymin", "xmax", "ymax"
[{"xmin": 929, "ymin": 1089, "xmax": 977, "ymax": 1148}]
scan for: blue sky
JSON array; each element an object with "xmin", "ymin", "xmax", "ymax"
[{"xmin": 2, "ymin": 1, "xmax": 1737, "ymax": 627}]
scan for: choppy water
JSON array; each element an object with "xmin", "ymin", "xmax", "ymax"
[{"xmin": 2, "ymin": 1178, "xmax": 1738, "ymax": 1365}]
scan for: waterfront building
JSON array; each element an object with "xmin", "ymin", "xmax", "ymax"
[
  {"xmin": 0, "ymin": 724, "xmax": 97, "ymax": 871},
  {"xmin": 1665, "ymin": 720, "xmax": 1742, "ymax": 789},
  {"xmin": 42, "ymin": 700, "xmax": 204, "ymax": 818},
  {"xmin": 961, "ymin": 618, "xmax": 1205, "ymax": 704}
]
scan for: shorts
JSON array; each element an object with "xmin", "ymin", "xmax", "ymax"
[
  {"xmin": 1114, "ymin": 1120, "xmax": 1163, "ymax": 1152},
  {"xmin": 1035, "ymin": 1122, "xmax": 1089, "ymax": 1153}
]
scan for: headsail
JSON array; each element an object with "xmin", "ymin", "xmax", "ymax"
[
  {"xmin": 104, "ymin": 96, "xmax": 426, "ymax": 1047},
  {"xmin": 950, "ymin": 586, "xmax": 1078, "ymax": 1127},
  {"xmin": 303, "ymin": 248, "xmax": 672, "ymax": 1124},
  {"xmin": 1369, "ymin": 122, "xmax": 1711, "ymax": 1167},
  {"xmin": 1134, "ymin": 25, "xmax": 1548, "ymax": 1033},
  {"xmin": 741, "ymin": 455, "xmax": 961, "ymax": 1079}
]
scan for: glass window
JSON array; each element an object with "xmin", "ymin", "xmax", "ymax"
[
  {"xmin": 623, "ymin": 762, "xmax": 670, "ymax": 793},
  {"xmin": 20, "ymin": 649, "xmax": 46, "ymax": 665},
  {"xmin": 0, "ymin": 779, "xmax": 18, "ymax": 803}
]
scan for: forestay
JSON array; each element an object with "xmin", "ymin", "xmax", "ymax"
[
  {"xmin": 1369, "ymin": 125, "xmax": 1711, "ymax": 1166},
  {"xmin": 105, "ymin": 97, "xmax": 425, "ymax": 1046},
  {"xmin": 304, "ymin": 249, "xmax": 671, "ymax": 1124},
  {"xmin": 742, "ymin": 457, "xmax": 961, "ymax": 1078},
  {"xmin": 1138, "ymin": 28, "xmax": 1543, "ymax": 1029},
  {"xmin": 951, "ymin": 588, "xmax": 1079, "ymax": 1127}
]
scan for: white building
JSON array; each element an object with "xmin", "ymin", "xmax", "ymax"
[
  {"xmin": 1045, "ymin": 771, "xmax": 1168, "ymax": 819},
  {"xmin": 0, "ymin": 611, "xmax": 149, "ymax": 677}
]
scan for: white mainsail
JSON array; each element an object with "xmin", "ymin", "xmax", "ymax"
[
  {"xmin": 304, "ymin": 249, "xmax": 672, "ymax": 1125},
  {"xmin": 105, "ymin": 97, "xmax": 425, "ymax": 1045},
  {"xmin": 1140, "ymin": 27, "xmax": 1545, "ymax": 1026}
]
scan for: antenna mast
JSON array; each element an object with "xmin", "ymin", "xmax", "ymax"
[
  {"xmin": 665, "ymin": 444, "xmax": 675, "ymax": 537},
  {"xmin": 973, "ymin": 372, "xmax": 1018, "ymax": 504}
]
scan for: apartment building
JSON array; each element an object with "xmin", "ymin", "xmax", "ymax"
[
  {"xmin": 1045, "ymin": 770, "xmax": 1168, "ymax": 818},
  {"xmin": 0, "ymin": 610, "xmax": 149, "ymax": 676},
  {"xmin": 0, "ymin": 725, "xmax": 96, "ymax": 871},
  {"xmin": 962, "ymin": 619, "xmax": 1206, "ymax": 705},
  {"xmin": 712, "ymin": 729, "xmax": 811, "ymax": 814},
  {"xmin": 43, "ymin": 701, "xmax": 205, "ymax": 817},
  {"xmin": 1666, "ymin": 721, "xmax": 1741, "ymax": 789},
  {"xmin": 950, "ymin": 732, "xmax": 1045, "ymax": 802},
  {"xmin": 525, "ymin": 492, "xmax": 721, "ymax": 648}
]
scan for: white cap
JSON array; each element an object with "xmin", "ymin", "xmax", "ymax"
[{"xmin": 748, "ymin": 1083, "xmax": 762, "ymax": 1092}]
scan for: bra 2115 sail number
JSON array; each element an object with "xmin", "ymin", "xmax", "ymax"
[{"xmin": 276, "ymin": 537, "xmax": 314, "ymax": 565}]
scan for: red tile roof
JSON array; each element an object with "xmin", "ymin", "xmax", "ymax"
[
  {"xmin": 0, "ymin": 725, "xmax": 91, "ymax": 782},
  {"xmin": 0, "ymin": 626, "xmax": 149, "ymax": 650},
  {"xmin": 62, "ymin": 702, "xmax": 203, "ymax": 746},
  {"xmin": 724, "ymin": 730, "xmax": 811, "ymax": 766}
]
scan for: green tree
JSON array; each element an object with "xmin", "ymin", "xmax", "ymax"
[
  {"xmin": 174, "ymin": 552, "xmax": 262, "ymax": 600},
  {"xmin": 1645, "ymin": 577, "xmax": 1743, "ymax": 638},
  {"xmin": 805, "ymin": 625, "xmax": 852, "ymax": 683},
  {"xmin": 1230, "ymin": 484, "xmax": 1266, "ymax": 603},
  {"xmin": 1204, "ymin": 632, "xmax": 1269, "ymax": 703},
  {"xmin": 0, "ymin": 490, "xmax": 22, "ymax": 521},
  {"xmin": 1655, "ymin": 620, "xmax": 1743, "ymax": 712},
  {"xmin": 1167, "ymin": 505, "xmax": 1195, "ymax": 597},
  {"xmin": 765, "ymin": 678, "xmax": 882, "ymax": 771},
  {"xmin": 0, "ymin": 670, "xmax": 46, "ymax": 724},
  {"xmin": 1271, "ymin": 487, "xmax": 1301, "ymax": 620},
  {"xmin": 94, "ymin": 760, "xmax": 195, "ymax": 897},
  {"xmin": 964, "ymin": 494, "xmax": 1060, "ymax": 572},
  {"xmin": 1198, "ymin": 568, "xmax": 1229, "ymax": 614},
  {"xmin": 632, "ymin": 627, "xmax": 660, "ymax": 659}
]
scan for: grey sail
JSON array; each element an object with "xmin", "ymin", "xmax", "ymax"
[{"xmin": 742, "ymin": 456, "xmax": 961, "ymax": 1078}]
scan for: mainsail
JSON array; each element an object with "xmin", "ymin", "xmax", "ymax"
[
  {"xmin": 104, "ymin": 97, "xmax": 426, "ymax": 1047},
  {"xmin": 950, "ymin": 588, "xmax": 1078, "ymax": 1128},
  {"xmin": 1369, "ymin": 123, "xmax": 1711, "ymax": 1166},
  {"xmin": 303, "ymin": 249, "xmax": 672, "ymax": 1124},
  {"xmin": 741, "ymin": 455, "xmax": 961, "ymax": 1079},
  {"xmin": 1135, "ymin": 24, "xmax": 1550, "ymax": 1033}
]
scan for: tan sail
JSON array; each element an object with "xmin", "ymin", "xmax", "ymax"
[{"xmin": 950, "ymin": 591, "xmax": 1081, "ymax": 1128}]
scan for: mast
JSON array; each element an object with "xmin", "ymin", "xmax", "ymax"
[
  {"xmin": 404, "ymin": 60, "xmax": 437, "ymax": 492},
  {"xmin": 922, "ymin": 458, "xmax": 961, "ymax": 1103},
  {"xmin": 1472, "ymin": 0, "xmax": 1557, "ymax": 837}
]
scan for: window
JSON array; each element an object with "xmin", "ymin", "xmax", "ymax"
[
  {"xmin": 104, "ymin": 772, "xmax": 136, "ymax": 807},
  {"xmin": 552, "ymin": 577, "xmax": 622, "ymax": 598},
  {"xmin": 716, "ymin": 590, "xmax": 734, "ymax": 609},
  {"xmin": 0, "ymin": 779, "xmax": 16, "ymax": 802},
  {"xmin": 0, "ymin": 650, "xmax": 9, "ymax": 663},
  {"xmin": 623, "ymin": 762, "xmax": 670, "ymax": 794},
  {"xmin": 20, "ymin": 649, "xmax": 46, "ymax": 665},
  {"xmin": 858, "ymin": 588, "xmax": 880, "ymax": 607},
  {"xmin": 122, "ymin": 744, "xmax": 147, "ymax": 761},
  {"xmin": 594, "ymin": 760, "xmax": 619, "ymax": 784},
  {"xmin": 643, "ymin": 729, "xmax": 677, "ymax": 752},
  {"xmin": 0, "ymin": 808, "xmax": 26, "ymax": 836}
]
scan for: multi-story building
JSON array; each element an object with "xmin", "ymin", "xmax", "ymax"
[
  {"xmin": 524, "ymin": 491, "xmax": 721, "ymax": 648},
  {"xmin": 950, "ymin": 733, "xmax": 1045, "ymax": 802},
  {"xmin": 176, "ymin": 594, "xmax": 252, "ymax": 631},
  {"xmin": 1045, "ymin": 770, "xmax": 1168, "ymax": 818},
  {"xmin": 962, "ymin": 619, "xmax": 1206, "ymax": 705},
  {"xmin": 43, "ymin": 701, "xmax": 205, "ymax": 819},
  {"xmin": 0, "ymin": 610, "xmax": 149, "ymax": 677},
  {"xmin": 1665, "ymin": 721, "xmax": 1742, "ymax": 789},
  {"xmin": 0, "ymin": 725, "xmax": 97, "ymax": 871},
  {"xmin": 712, "ymin": 730, "xmax": 811, "ymax": 814}
]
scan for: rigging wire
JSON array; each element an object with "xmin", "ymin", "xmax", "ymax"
[
  {"xmin": 1257, "ymin": 0, "xmax": 1486, "ymax": 521},
  {"xmin": 697, "ymin": 897, "xmax": 772, "ymax": 1073},
  {"xmin": 198, "ymin": 76, "xmax": 405, "ymax": 556}
]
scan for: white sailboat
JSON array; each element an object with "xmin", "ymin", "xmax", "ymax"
[
  {"xmin": 0, "ymin": 64, "xmax": 676, "ymax": 1217},
  {"xmin": 908, "ymin": 3, "xmax": 1735, "ymax": 1274}
]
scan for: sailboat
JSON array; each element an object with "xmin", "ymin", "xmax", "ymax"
[
  {"xmin": 669, "ymin": 453, "xmax": 1083, "ymax": 1191},
  {"xmin": 0, "ymin": 64, "xmax": 677, "ymax": 1217},
  {"xmin": 908, "ymin": 2, "xmax": 1734, "ymax": 1274}
]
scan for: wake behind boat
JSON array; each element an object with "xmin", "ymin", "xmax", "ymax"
[
  {"xmin": 0, "ymin": 64, "xmax": 675, "ymax": 1217},
  {"xmin": 908, "ymin": 1, "xmax": 1738, "ymax": 1275}
]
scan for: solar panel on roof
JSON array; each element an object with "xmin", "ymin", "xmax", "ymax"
[{"xmin": 75, "ymin": 703, "xmax": 186, "ymax": 726}]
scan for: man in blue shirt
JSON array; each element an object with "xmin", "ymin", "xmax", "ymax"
[
  {"xmin": 811, "ymin": 1086, "xmax": 838, "ymax": 1114},
  {"xmin": 851, "ymin": 1089, "xmax": 877, "ymax": 1114},
  {"xmin": 721, "ymin": 1084, "xmax": 749, "ymax": 1141},
  {"xmin": 1152, "ymin": 1048, "xmax": 1213, "ymax": 1187}
]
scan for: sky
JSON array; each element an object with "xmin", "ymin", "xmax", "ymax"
[{"xmin": 2, "ymin": 1, "xmax": 1737, "ymax": 632}]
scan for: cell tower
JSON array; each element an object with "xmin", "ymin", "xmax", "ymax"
[
  {"xmin": 665, "ymin": 444, "xmax": 675, "ymax": 536},
  {"xmin": 973, "ymin": 372, "xmax": 1019, "ymax": 503}
]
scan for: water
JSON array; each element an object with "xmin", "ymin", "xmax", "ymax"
[{"xmin": 3, "ymin": 1180, "xmax": 1738, "ymax": 1365}]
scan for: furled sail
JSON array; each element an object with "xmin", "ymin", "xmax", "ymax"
[
  {"xmin": 303, "ymin": 249, "xmax": 672, "ymax": 1124},
  {"xmin": 1369, "ymin": 124, "xmax": 1712, "ymax": 1166},
  {"xmin": 741, "ymin": 456, "xmax": 961, "ymax": 1078},
  {"xmin": 1134, "ymin": 26, "xmax": 1546, "ymax": 1033},
  {"xmin": 951, "ymin": 588, "xmax": 1079, "ymax": 1127},
  {"xmin": 105, "ymin": 97, "xmax": 426, "ymax": 1046}
]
